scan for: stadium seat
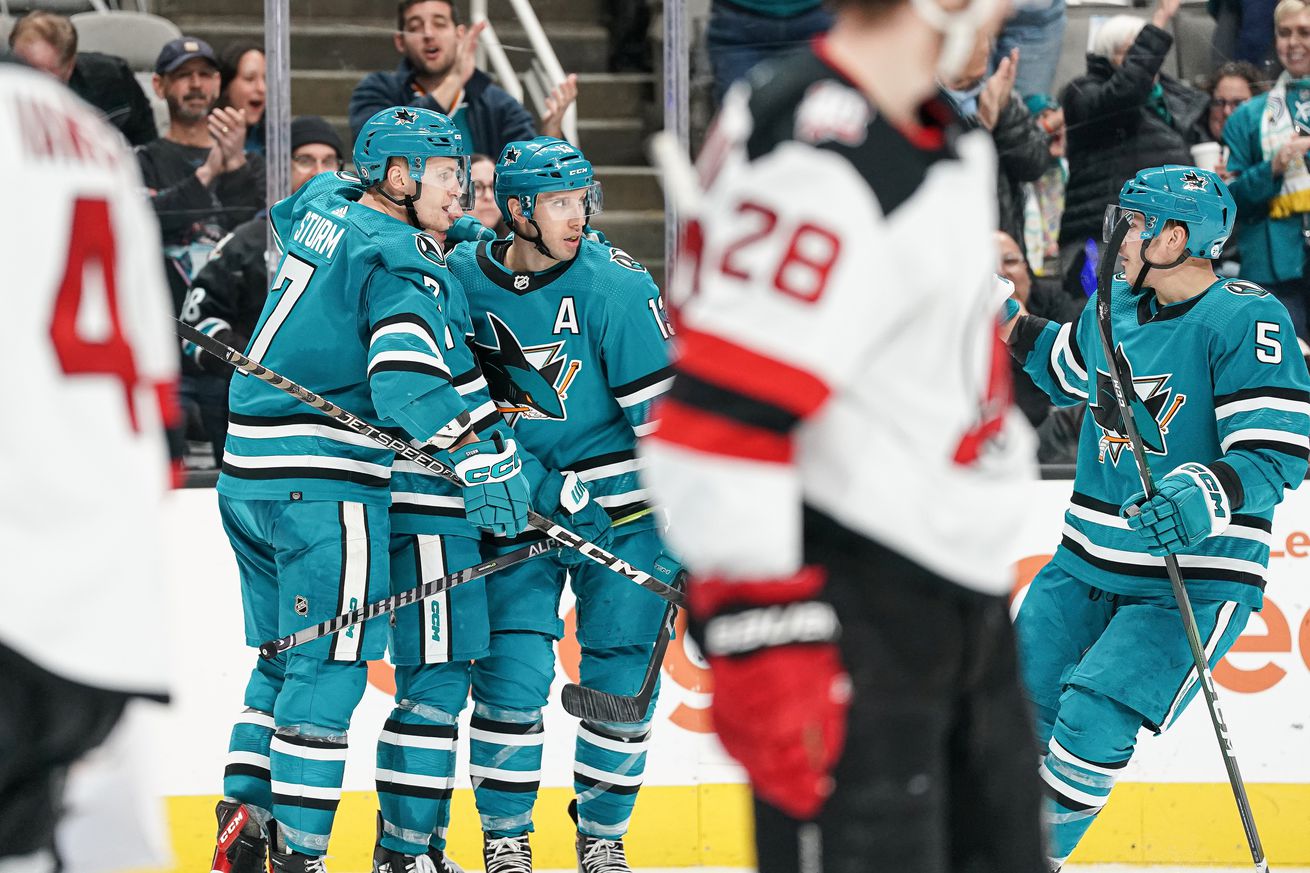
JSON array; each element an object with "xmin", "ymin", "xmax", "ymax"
[{"xmin": 70, "ymin": 10, "xmax": 180, "ymax": 71}]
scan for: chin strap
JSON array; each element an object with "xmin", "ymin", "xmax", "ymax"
[
  {"xmin": 1139, "ymin": 237, "xmax": 1188, "ymax": 271},
  {"xmin": 376, "ymin": 181, "xmax": 425, "ymax": 229},
  {"xmin": 517, "ymin": 214, "xmax": 558, "ymax": 260}
]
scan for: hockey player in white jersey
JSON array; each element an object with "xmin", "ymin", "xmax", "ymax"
[
  {"xmin": 0, "ymin": 58, "xmax": 180, "ymax": 871},
  {"xmin": 641, "ymin": 1, "xmax": 1048, "ymax": 871}
]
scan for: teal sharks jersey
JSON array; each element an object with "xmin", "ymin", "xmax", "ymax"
[
  {"xmin": 386, "ymin": 253, "xmax": 531, "ymax": 537},
  {"xmin": 447, "ymin": 237, "xmax": 675, "ymax": 527},
  {"xmin": 1015, "ymin": 276, "xmax": 1310, "ymax": 607},
  {"xmin": 216, "ymin": 172, "xmax": 471, "ymax": 506}
]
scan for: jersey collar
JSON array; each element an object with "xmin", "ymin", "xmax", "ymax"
[{"xmin": 476, "ymin": 238, "xmax": 580, "ymax": 295}]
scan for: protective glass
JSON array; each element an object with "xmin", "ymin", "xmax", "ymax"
[{"xmin": 533, "ymin": 183, "xmax": 603, "ymax": 220}]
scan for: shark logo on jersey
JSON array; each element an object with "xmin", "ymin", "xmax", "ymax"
[
  {"xmin": 474, "ymin": 313, "xmax": 581, "ymax": 422},
  {"xmin": 415, "ymin": 232, "xmax": 446, "ymax": 267},
  {"xmin": 1091, "ymin": 345, "xmax": 1187, "ymax": 464},
  {"xmin": 608, "ymin": 246, "xmax": 647, "ymax": 273},
  {"xmin": 1225, "ymin": 279, "xmax": 1270, "ymax": 297}
]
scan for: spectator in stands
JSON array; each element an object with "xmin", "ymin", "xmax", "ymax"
[
  {"xmin": 998, "ymin": 230, "xmax": 1084, "ymax": 429},
  {"xmin": 349, "ymin": 0, "xmax": 579, "ymax": 158},
  {"xmin": 1193, "ymin": 61, "xmax": 1263, "ymax": 152},
  {"xmin": 1023, "ymin": 93, "xmax": 1067, "ymax": 274},
  {"xmin": 707, "ymin": 0, "xmax": 833, "ymax": 106},
  {"xmin": 993, "ymin": 0, "xmax": 1066, "ymax": 99},
  {"xmin": 943, "ymin": 45, "xmax": 1050, "ymax": 252},
  {"xmin": 468, "ymin": 152, "xmax": 507, "ymax": 235},
  {"xmin": 179, "ymin": 116, "xmax": 345, "ymax": 465},
  {"xmin": 138, "ymin": 36, "xmax": 266, "ymax": 316},
  {"xmin": 1210, "ymin": 0, "xmax": 1279, "ymax": 69},
  {"xmin": 1058, "ymin": 0, "xmax": 1206, "ymax": 276},
  {"xmin": 1225, "ymin": 0, "xmax": 1310, "ymax": 339},
  {"xmin": 218, "ymin": 40, "xmax": 265, "ymax": 155},
  {"xmin": 7, "ymin": 10, "xmax": 157, "ymax": 145}
]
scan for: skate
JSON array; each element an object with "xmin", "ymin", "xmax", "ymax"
[
  {"xmin": 575, "ymin": 832, "xmax": 632, "ymax": 873},
  {"xmin": 481, "ymin": 833, "xmax": 532, "ymax": 873},
  {"xmin": 268, "ymin": 822, "xmax": 328, "ymax": 873},
  {"xmin": 371, "ymin": 812, "xmax": 465, "ymax": 873},
  {"xmin": 569, "ymin": 799, "xmax": 632, "ymax": 873},
  {"xmin": 424, "ymin": 847, "xmax": 466, "ymax": 873},
  {"xmin": 210, "ymin": 800, "xmax": 267, "ymax": 873}
]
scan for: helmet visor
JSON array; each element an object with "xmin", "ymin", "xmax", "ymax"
[
  {"xmin": 427, "ymin": 156, "xmax": 474, "ymax": 210},
  {"xmin": 1102, "ymin": 205, "xmax": 1143, "ymax": 245},
  {"xmin": 534, "ymin": 183, "xmax": 603, "ymax": 220}
]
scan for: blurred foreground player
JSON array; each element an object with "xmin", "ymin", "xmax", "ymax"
[
  {"xmin": 0, "ymin": 59, "xmax": 179, "ymax": 870},
  {"xmin": 641, "ymin": 0, "xmax": 1048, "ymax": 870}
]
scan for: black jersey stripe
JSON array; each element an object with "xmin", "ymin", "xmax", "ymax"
[
  {"xmin": 603, "ymin": 499, "xmax": 653, "ymax": 521},
  {"xmin": 1214, "ymin": 386, "xmax": 1310, "ymax": 407},
  {"xmin": 390, "ymin": 501, "xmax": 463, "ymax": 517},
  {"xmin": 228, "ymin": 411, "xmax": 360, "ymax": 431},
  {"xmin": 375, "ymin": 780, "xmax": 453, "ymax": 801},
  {"xmin": 270, "ymin": 793, "xmax": 339, "ymax": 812},
  {"xmin": 573, "ymin": 773, "xmax": 641, "ymax": 795},
  {"xmin": 367, "ymin": 360, "xmax": 453, "ymax": 380},
  {"xmin": 1225, "ymin": 439, "xmax": 1310, "ymax": 460},
  {"xmin": 473, "ymin": 777, "xmax": 540, "ymax": 793},
  {"xmin": 221, "ymin": 462, "xmax": 390, "ymax": 489},
  {"xmin": 570, "ymin": 449, "xmax": 637, "ymax": 473},
  {"xmin": 223, "ymin": 762, "xmax": 270, "ymax": 781},
  {"xmin": 470, "ymin": 715, "xmax": 544, "ymax": 735},
  {"xmin": 670, "ymin": 371, "xmax": 798, "ymax": 435},
  {"xmin": 370, "ymin": 313, "xmax": 438, "ymax": 346},
  {"xmin": 453, "ymin": 365, "xmax": 483, "ymax": 387},
  {"xmin": 382, "ymin": 717, "xmax": 457, "ymax": 738},
  {"xmin": 1070, "ymin": 491, "xmax": 1122, "ymax": 516},
  {"xmin": 1060, "ymin": 535, "xmax": 1266, "ymax": 588},
  {"xmin": 613, "ymin": 366, "xmax": 676, "ymax": 399}
]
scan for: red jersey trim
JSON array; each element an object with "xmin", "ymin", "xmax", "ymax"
[
  {"xmin": 675, "ymin": 327, "xmax": 830, "ymax": 420},
  {"xmin": 651, "ymin": 397, "xmax": 794, "ymax": 463}
]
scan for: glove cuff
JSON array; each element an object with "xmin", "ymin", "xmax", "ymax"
[
  {"xmin": 449, "ymin": 435, "xmax": 521, "ymax": 485},
  {"xmin": 1168, "ymin": 462, "xmax": 1232, "ymax": 537},
  {"xmin": 689, "ymin": 566, "xmax": 827, "ymax": 617}
]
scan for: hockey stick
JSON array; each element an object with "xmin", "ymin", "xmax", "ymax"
[
  {"xmin": 257, "ymin": 540, "xmax": 558, "ymax": 659},
  {"xmin": 259, "ymin": 510, "xmax": 656, "ymax": 658},
  {"xmin": 175, "ymin": 321, "xmax": 686, "ymax": 607},
  {"xmin": 1094, "ymin": 218, "xmax": 1269, "ymax": 872},
  {"xmin": 559, "ymin": 575, "xmax": 683, "ymax": 722}
]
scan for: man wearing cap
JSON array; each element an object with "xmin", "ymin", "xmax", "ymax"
[
  {"xmin": 137, "ymin": 36, "xmax": 267, "ymax": 317},
  {"xmin": 178, "ymin": 116, "xmax": 344, "ymax": 466}
]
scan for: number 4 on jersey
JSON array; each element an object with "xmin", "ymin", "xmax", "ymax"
[{"xmin": 47, "ymin": 197, "xmax": 142, "ymax": 429}]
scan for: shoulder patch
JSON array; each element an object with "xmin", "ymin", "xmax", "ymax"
[
  {"xmin": 795, "ymin": 79, "xmax": 871, "ymax": 147},
  {"xmin": 415, "ymin": 232, "xmax": 447, "ymax": 267},
  {"xmin": 608, "ymin": 246, "xmax": 646, "ymax": 273},
  {"xmin": 1225, "ymin": 279, "xmax": 1270, "ymax": 297}
]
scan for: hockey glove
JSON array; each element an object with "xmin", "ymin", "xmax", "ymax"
[
  {"xmin": 447, "ymin": 214, "xmax": 497, "ymax": 244},
  {"xmin": 689, "ymin": 567, "xmax": 850, "ymax": 820},
  {"xmin": 444, "ymin": 434, "xmax": 531, "ymax": 538},
  {"xmin": 534, "ymin": 471, "xmax": 613, "ymax": 566},
  {"xmin": 1121, "ymin": 462, "xmax": 1231, "ymax": 556}
]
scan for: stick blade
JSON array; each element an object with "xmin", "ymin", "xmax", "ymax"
[{"xmin": 560, "ymin": 682, "xmax": 645, "ymax": 722}]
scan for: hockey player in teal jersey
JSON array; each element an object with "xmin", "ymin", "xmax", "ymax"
[
  {"xmin": 1002, "ymin": 165, "xmax": 1310, "ymax": 869},
  {"xmin": 446, "ymin": 137, "xmax": 679, "ymax": 873},
  {"xmin": 209, "ymin": 107, "xmax": 533, "ymax": 873}
]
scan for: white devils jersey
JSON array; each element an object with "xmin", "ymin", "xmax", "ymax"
[
  {"xmin": 642, "ymin": 44, "xmax": 1035, "ymax": 595},
  {"xmin": 0, "ymin": 63, "xmax": 177, "ymax": 696}
]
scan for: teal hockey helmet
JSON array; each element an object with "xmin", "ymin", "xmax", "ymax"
[
  {"xmin": 1104, "ymin": 165, "xmax": 1235, "ymax": 261},
  {"xmin": 352, "ymin": 106, "xmax": 472, "ymax": 209},
  {"xmin": 494, "ymin": 137, "xmax": 602, "ymax": 226}
]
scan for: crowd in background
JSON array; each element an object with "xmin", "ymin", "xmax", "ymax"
[{"xmin": 9, "ymin": 0, "xmax": 1310, "ymax": 469}]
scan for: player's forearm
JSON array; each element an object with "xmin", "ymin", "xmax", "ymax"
[{"xmin": 1009, "ymin": 315, "xmax": 1088, "ymax": 407}]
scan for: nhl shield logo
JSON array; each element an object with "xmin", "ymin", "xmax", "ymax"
[
  {"xmin": 513, "ymin": 274, "xmax": 530, "ymax": 291},
  {"xmin": 294, "ymin": 595, "xmax": 309, "ymax": 616}
]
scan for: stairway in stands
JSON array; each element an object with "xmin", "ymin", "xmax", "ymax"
[{"xmin": 154, "ymin": 0, "xmax": 666, "ymax": 286}]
